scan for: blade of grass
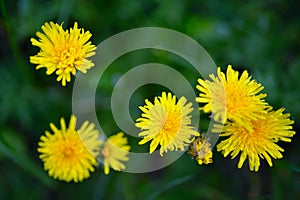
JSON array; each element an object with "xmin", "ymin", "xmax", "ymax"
[
  {"xmin": 0, "ymin": 0, "xmax": 34, "ymax": 83},
  {"xmin": 0, "ymin": 131, "xmax": 54, "ymax": 188},
  {"xmin": 145, "ymin": 175, "xmax": 193, "ymax": 200},
  {"xmin": 57, "ymin": 0, "xmax": 74, "ymax": 24},
  {"xmin": 92, "ymin": 171, "xmax": 112, "ymax": 200},
  {"xmin": 290, "ymin": 165, "xmax": 300, "ymax": 173}
]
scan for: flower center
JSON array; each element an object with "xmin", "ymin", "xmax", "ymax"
[
  {"xmin": 62, "ymin": 146, "xmax": 75, "ymax": 158},
  {"xmin": 60, "ymin": 48, "xmax": 76, "ymax": 67},
  {"xmin": 102, "ymin": 146, "xmax": 110, "ymax": 157},
  {"xmin": 161, "ymin": 112, "xmax": 181, "ymax": 138},
  {"xmin": 226, "ymin": 86, "xmax": 240, "ymax": 108}
]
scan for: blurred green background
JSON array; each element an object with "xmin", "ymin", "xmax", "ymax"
[{"xmin": 1, "ymin": 0, "xmax": 300, "ymax": 199}]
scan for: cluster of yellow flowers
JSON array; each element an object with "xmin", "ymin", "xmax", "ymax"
[
  {"xmin": 196, "ymin": 66, "xmax": 296, "ymax": 171},
  {"xmin": 31, "ymin": 22, "xmax": 130, "ymax": 182},
  {"xmin": 31, "ymin": 21, "xmax": 295, "ymax": 182},
  {"xmin": 37, "ymin": 115, "xmax": 130, "ymax": 182},
  {"xmin": 135, "ymin": 65, "xmax": 295, "ymax": 172},
  {"xmin": 136, "ymin": 65, "xmax": 295, "ymax": 171}
]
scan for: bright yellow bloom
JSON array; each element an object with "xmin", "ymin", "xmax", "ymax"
[
  {"xmin": 101, "ymin": 132, "xmax": 130, "ymax": 175},
  {"xmin": 189, "ymin": 136, "xmax": 213, "ymax": 165},
  {"xmin": 38, "ymin": 115, "xmax": 101, "ymax": 182},
  {"xmin": 136, "ymin": 92, "xmax": 200, "ymax": 156},
  {"xmin": 30, "ymin": 21, "xmax": 96, "ymax": 86},
  {"xmin": 216, "ymin": 107, "xmax": 295, "ymax": 171},
  {"xmin": 196, "ymin": 65, "xmax": 267, "ymax": 131}
]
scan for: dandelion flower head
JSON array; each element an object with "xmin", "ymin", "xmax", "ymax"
[
  {"xmin": 30, "ymin": 21, "xmax": 97, "ymax": 86},
  {"xmin": 38, "ymin": 115, "xmax": 101, "ymax": 182},
  {"xmin": 216, "ymin": 107, "xmax": 295, "ymax": 171},
  {"xmin": 101, "ymin": 132, "xmax": 130, "ymax": 175},
  {"xmin": 136, "ymin": 92, "xmax": 199, "ymax": 156},
  {"xmin": 196, "ymin": 65, "xmax": 268, "ymax": 131}
]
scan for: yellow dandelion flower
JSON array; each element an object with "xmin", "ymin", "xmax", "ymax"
[
  {"xmin": 30, "ymin": 21, "xmax": 97, "ymax": 86},
  {"xmin": 136, "ymin": 92, "xmax": 200, "ymax": 156},
  {"xmin": 189, "ymin": 136, "xmax": 213, "ymax": 165},
  {"xmin": 38, "ymin": 115, "xmax": 101, "ymax": 182},
  {"xmin": 101, "ymin": 132, "xmax": 130, "ymax": 175},
  {"xmin": 216, "ymin": 107, "xmax": 295, "ymax": 171},
  {"xmin": 196, "ymin": 65, "xmax": 268, "ymax": 131}
]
